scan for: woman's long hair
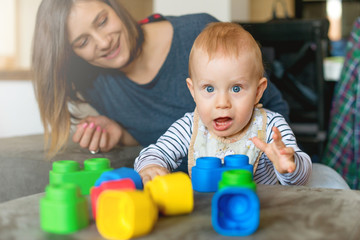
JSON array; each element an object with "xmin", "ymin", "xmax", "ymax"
[{"xmin": 31, "ymin": 0, "xmax": 144, "ymax": 157}]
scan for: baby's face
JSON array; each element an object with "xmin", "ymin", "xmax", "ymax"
[{"xmin": 187, "ymin": 51, "xmax": 266, "ymax": 138}]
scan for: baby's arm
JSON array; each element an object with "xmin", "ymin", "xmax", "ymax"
[
  {"xmin": 134, "ymin": 113, "xmax": 194, "ymax": 184},
  {"xmin": 251, "ymin": 111, "xmax": 312, "ymax": 185}
]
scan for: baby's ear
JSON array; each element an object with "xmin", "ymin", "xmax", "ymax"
[
  {"xmin": 186, "ymin": 78, "xmax": 195, "ymax": 99},
  {"xmin": 255, "ymin": 77, "xmax": 268, "ymax": 104}
]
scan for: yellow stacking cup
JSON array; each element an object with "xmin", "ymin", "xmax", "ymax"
[
  {"xmin": 96, "ymin": 190, "xmax": 158, "ymax": 240},
  {"xmin": 144, "ymin": 172, "xmax": 194, "ymax": 216}
]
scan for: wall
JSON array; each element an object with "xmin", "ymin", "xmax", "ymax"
[
  {"xmin": 0, "ymin": 0, "xmax": 16, "ymax": 68},
  {"xmin": 154, "ymin": 0, "xmax": 232, "ymax": 22},
  {"xmin": 17, "ymin": 0, "xmax": 42, "ymax": 69},
  {"xmin": 153, "ymin": 0, "xmax": 249, "ymax": 22},
  {"xmin": 0, "ymin": 0, "xmax": 42, "ymax": 138},
  {"xmin": 0, "ymin": 80, "xmax": 43, "ymax": 138},
  {"xmin": 119, "ymin": 0, "xmax": 153, "ymax": 21}
]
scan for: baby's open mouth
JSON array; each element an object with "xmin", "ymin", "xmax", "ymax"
[{"xmin": 213, "ymin": 117, "xmax": 233, "ymax": 131}]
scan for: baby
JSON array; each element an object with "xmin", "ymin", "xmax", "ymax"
[{"xmin": 134, "ymin": 22, "xmax": 312, "ymax": 185}]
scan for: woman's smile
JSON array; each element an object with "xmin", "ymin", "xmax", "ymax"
[{"xmin": 104, "ymin": 37, "xmax": 121, "ymax": 59}]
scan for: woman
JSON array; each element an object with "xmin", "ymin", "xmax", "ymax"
[{"xmin": 32, "ymin": 0, "xmax": 288, "ymax": 157}]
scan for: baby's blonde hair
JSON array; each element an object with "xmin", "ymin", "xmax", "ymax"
[{"xmin": 189, "ymin": 22, "xmax": 264, "ymax": 79}]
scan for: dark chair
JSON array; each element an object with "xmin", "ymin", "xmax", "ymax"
[{"xmin": 236, "ymin": 19, "xmax": 330, "ymax": 158}]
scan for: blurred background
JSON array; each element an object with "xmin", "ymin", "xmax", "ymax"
[{"xmin": 0, "ymin": 0, "xmax": 359, "ymax": 139}]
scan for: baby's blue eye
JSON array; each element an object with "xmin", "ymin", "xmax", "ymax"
[
  {"xmin": 206, "ymin": 86, "xmax": 214, "ymax": 93},
  {"xmin": 232, "ymin": 86, "xmax": 241, "ymax": 93}
]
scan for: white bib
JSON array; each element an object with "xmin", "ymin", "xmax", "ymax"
[{"xmin": 188, "ymin": 107, "xmax": 267, "ymax": 176}]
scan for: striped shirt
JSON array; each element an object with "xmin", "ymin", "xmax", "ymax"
[{"xmin": 134, "ymin": 109, "xmax": 312, "ymax": 185}]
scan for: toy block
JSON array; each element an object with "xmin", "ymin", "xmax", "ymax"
[
  {"xmin": 144, "ymin": 172, "xmax": 194, "ymax": 216},
  {"xmin": 218, "ymin": 169, "xmax": 256, "ymax": 191},
  {"xmin": 49, "ymin": 158, "xmax": 112, "ymax": 195},
  {"xmin": 212, "ymin": 169, "xmax": 259, "ymax": 236},
  {"xmin": 90, "ymin": 178, "xmax": 136, "ymax": 219},
  {"xmin": 95, "ymin": 167, "xmax": 143, "ymax": 189},
  {"xmin": 40, "ymin": 183, "xmax": 89, "ymax": 234},
  {"xmin": 191, "ymin": 154, "xmax": 253, "ymax": 192},
  {"xmin": 96, "ymin": 190, "xmax": 158, "ymax": 240}
]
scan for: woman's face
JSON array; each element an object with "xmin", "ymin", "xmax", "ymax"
[{"xmin": 67, "ymin": 0, "xmax": 130, "ymax": 69}]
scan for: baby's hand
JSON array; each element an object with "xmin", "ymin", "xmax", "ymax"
[
  {"xmin": 138, "ymin": 164, "xmax": 170, "ymax": 185},
  {"xmin": 251, "ymin": 126, "xmax": 296, "ymax": 174}
]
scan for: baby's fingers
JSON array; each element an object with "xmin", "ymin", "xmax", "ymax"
[
  {"xmin": 285, "ymin": 160, "xmax": 296, "ymax": 173},
  {"xmin": 142, "ymin": 170, "xmax": 165, "ymax": 185},
  {"xmin": 142, "ymin": 174, "xmax": 152, "ymax": 185},
  {"xmin": 280, "ymin": 147, "xmax": 295, "ymax": 156},
  {"xmin": 272, "ymin": 127, "xmax": 285, "ymax": 149},
  {"xmin": 139, "ymin": 165, "xmax": 169, "ymax": 185},
  {"xmin": 251, "ymin": 137, "xmax": 267, "ymax": 152}
]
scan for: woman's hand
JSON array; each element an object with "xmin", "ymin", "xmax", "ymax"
[
  {"xmin": 251, "ymin": 126, "xmax": 296, "ymax": 174},
  {"xmin": 138, "ymin": 164, "xmax": 170, "ymax": 185},
  {"xmin": 72, "ymin": 115, "xmax": 138, "ymax": 153}
]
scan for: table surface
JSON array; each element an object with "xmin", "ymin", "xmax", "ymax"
[
  {"xmin": 0, "ymin": 134, "xmax": 355, "ymax": 239},
  {"xmin": 1, "ymin": 184, "xmax": 360, "ymax": 240}
]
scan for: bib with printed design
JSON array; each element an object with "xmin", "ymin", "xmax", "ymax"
[{"xmin": 188, "ymin": 107, "xmax": 267, "ymax": 176}]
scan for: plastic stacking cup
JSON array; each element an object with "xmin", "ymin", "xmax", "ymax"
[
  {"xmin": 94, "ymin": 167, "xmax": 143, "ymax": 190},
  {"xmin": 96, "ymin": 190, "xmax": 158, "ymax": 240},
  {"xmin": 224, "ymin": 155, "xmax": 253, "ymax": 174},
  {"xmin": 145, "ymin": 172, "xmax": 194, "ymax": 215},
  {"xmin": 191, "ymin": 155, "xmax": 254, "ymax": 192},
  {"xmin": 218, "ymin": 169, "xmax": 256, "ymax": 191},
  {"xmin": 49, "ymin": 158, "xmax": 112, "ymax": 195},
  {"xmin": 40, "ymin": 183, "xmax": 89, "ymax": 234},
  {"xmin": 191, "ymin": 157, "xmax": 223, "ymax": 192},
  {"xmin": 212, "ymin": 169, "xmax": 259, "ymax": 236},
  {"xmin": 90, "ymin": 178, "xmax": 136, "ymax": 219},
  {"xmin": 212, "ymin": 187, "xmax": 260, "ymax": 236}
]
